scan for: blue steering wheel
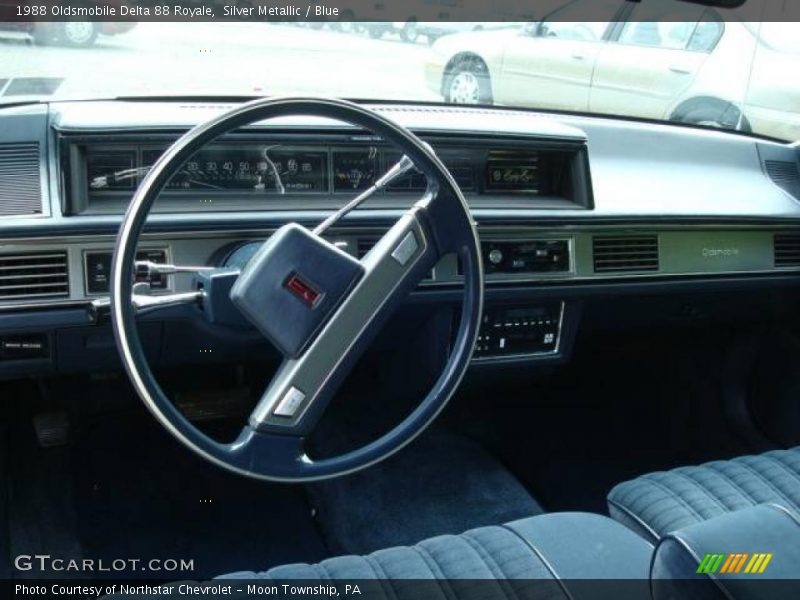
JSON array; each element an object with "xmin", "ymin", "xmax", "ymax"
[{"xmin": 111, "ymin": 97, "xmax": 483, "ymax": 481}]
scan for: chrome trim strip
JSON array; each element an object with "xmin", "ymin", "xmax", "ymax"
[{"xmin": 4, "ymin": 223, "xmax": 800, "ymax": 311}]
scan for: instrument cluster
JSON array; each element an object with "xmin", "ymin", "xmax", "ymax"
[
  {"xmin": 86, "ymin": 143, "xmax": 444, "ymax": 196},
  {"xmin": 68, "ymin": 134, "xmax": 588, "ymax": 215}
]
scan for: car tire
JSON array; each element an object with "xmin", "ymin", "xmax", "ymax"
[
  {"xmin": 444, "ymin": 57, "xmax": 493, "ymax": 105},
  {"xmin": 31, "ymin": 23, "xmax": 57, "ymax": 46},
  {"xmin": 672, "ymin": 99, "xmax": 751, "ymax": 133},
  {"xmin": 58, "ymin": 21, "xmax": 99, "ymax": 47},
  {"xmin": 400, "ymin": 20, "xmax": 419, "ymax": 43},
  {"xmin": 333, "ymin": 10, "xmax": 359, "ymax": 33},
  {"xmin": 367, "ymin": 27, "xmax": 382, "ymax": 39}
]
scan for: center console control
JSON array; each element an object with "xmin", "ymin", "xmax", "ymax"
[
  {"xmin": 84, "ymin": 249, "xmax": 169, "ymax": 295},
  {"xmin": 474, "ymin": 302, "xmax": 563, "ymax": 360}
]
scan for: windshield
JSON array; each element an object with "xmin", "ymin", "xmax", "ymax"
[{"xmin": 1, "ymin": 0, "xmax": 799, "ymax": 141}]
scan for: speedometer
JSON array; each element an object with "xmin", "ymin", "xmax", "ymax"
[
  {"xmin": 332, "ymin": 148, "xmax": 379, "ymax": 192},
  {"xmin": 140, "ymin": 145, "xmax": 328, "ymax": 193}
]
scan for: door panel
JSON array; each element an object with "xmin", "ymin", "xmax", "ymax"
[
  {"xmin": 590, "ymin": 0, "xmax": 723, "ymax": 119},
  {"xmin": 496, "ymin": 0, "xmax": 624, "ymax": 111}
]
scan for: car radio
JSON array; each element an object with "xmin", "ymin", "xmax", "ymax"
[
  {"xmin": 474, "ymin": 302, "xmax": 563, "ymax": 360},
  {"xmin": 481, "ymin": 240, "xmax": 570, "ymax": 275}
]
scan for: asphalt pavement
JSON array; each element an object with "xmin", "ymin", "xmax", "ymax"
[{"xmin": 0, "ymin": 22, "xmax": 441, "ymax": 102}]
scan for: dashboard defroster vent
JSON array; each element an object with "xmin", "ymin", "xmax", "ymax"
[
  {"xmin": 0, "ymin": 142, "xmax": 42, "ymax": 217},
  {"xmin": 593, "ymin": 235, "xmax": 659, "ymax": 273},
  {"xmin": 0, "ymin": 252, "xmax": 69, "ymax": 300},
  {"xmin": 774, "ymin": 233, "xmax": 800, "ymax": 267}
]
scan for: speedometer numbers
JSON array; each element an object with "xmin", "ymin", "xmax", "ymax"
[{"xmin": 141, "ymin": 146, "xmax": 328, "ymax": 193}]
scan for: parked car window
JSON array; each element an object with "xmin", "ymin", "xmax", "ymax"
[
  {"xmin": 618, "ymin": 22, "xmax": 688, "ymax": 48},
  {"xmin": 538, "ymin": 0, "xmax": 622, "ymax": 41},
  {"xmin": 617, "ymin": 0, "xmax": 705, "ymax": 49},
  {"xmin": 687, "ymin": 13, "xmax": 724, "ymax": 53}
]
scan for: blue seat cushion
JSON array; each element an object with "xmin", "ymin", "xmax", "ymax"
[
  {"xmin": 608, "ymin": 447, "xmax": 800, "ymax": 543},
  {"xmin": 219, "ymin": 513, "xmax": 653, "ymax": 599}
]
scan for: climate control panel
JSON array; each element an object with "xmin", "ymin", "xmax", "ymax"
[{"xmin": 474, "ymin": 302, "xmax": 563, "ymax": 360}]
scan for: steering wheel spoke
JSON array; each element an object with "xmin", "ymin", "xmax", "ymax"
[
  {"xmin": 415, "ymin": 182, "xmax": 477, "ymax": 257},
  {"xmin": 225, "ymin": 426, "xmax": 309, "ymax": 477},
  {"xmin": 249, "ymin": 208, "xmax": 440, "ymax": 435}
]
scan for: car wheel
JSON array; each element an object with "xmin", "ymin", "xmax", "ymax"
[
  {"xmin": 400, "ymin": 20, "xmax": 419, "ymax": 43},
  {"xmin": 58, "ymin": 21, "xmax": 98, "ymax": 47},
  {"xmin": 31, "ymin": 23, "xmax": 57, "ymax": 46},
  {"xmin": 672, "ymin": 100, "xmax": 751, "ymax": 133},
  {"xmin": 334, "ymin": 10, "xmax": 359, "ymax": 33},
  {"xmin": 445, "ymin": 57, "xmax": 493, "ymax": 105},
  {"xmin": 367, "ymin": 25, "xmax": 387, "ymax": 39}
]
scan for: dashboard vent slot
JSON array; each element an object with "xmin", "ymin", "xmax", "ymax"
[
  {"xmin": 0, "ymin": 252, "xmax": 69, "ymax": 300},
  {"xmin": 356, "ymin": 235, "xmax": 433, "ymax": 281},
  {"xmin": 357, "ymin": 237, "xmax": 379, "ymax": 259},
  {"xmin": 0, "ymin": 142, "xmax": 42, "ymax": 217},
  {"xmin": 593, "ymin": 235, "xmax": 659, "ymax": 273},
  {"xmin": 774, "ymin": 233, "xmax": 800, "ymax": 267},
  {"xmin": 766, "ymin": 160, "xmax": 800, "ymax": 197}
]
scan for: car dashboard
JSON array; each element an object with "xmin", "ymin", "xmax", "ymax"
[{"xmin": 1, "ymin": 100, "xmax": 800, "ymax": 378}]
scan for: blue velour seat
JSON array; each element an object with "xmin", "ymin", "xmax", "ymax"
[{"xmin": 608, "ymin": 447, "xmax": 800, "ymax": 543}]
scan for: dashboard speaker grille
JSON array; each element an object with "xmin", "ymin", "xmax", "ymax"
[
  {"xmin": 593, "ymin": 235, "xmax": 659, "ymax": 273},
  {"xmin": 0, "ymin": 142, "xmax": 42, "ymax": 217},
  {"xmin": 0, "ymin": 252, "xmax": 69, "ymax": 300},
  {"xmin": 774, "ymin": 233, "xmax": 800, "ymax": 267},
  {"xmin": 766, "ymin": 160, "xmax": 800, "ymax": 198}
]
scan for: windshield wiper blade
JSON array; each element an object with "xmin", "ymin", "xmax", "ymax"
[
  {"xmin": 0, "ymin": 98, "xmax": 45, "ymax": 109},
  {"xmin": 111, "ymin": 94, "xmax": 266, "ymax": 104}
]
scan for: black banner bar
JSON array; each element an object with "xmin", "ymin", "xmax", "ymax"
[
  {"xmin": 7, "ymin": 578, "xmax": 800, "ymax": 599},
  {"xmin": 1, "ymin": 0, "xmax": 798, "ymax": 24}
]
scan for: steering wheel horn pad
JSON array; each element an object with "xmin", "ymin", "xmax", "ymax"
[
  {"xmin": 230, "ymin": 223, "xmax": 365, "ymax": 359},
  {"xmin": 111, "ymin": 97, "xmax": 483, "ymax": 481}
]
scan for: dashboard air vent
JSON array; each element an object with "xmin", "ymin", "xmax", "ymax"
[
  {"xmin": 0, "ymin": 142, "xmax": 42, "ymax": 217},
  {"xmin": 774, "ymin": 233, "xmax": 800, "ymax": 267},
  {"xmin": 593, "ymin": 235, "xmax": 659, "ymax": 273},
  {"xmin": 766, "ymin": 160, "xmax": 800, "ymax": 198},
  {"xmin": 356, "ymin": 237, "xmax": 379, "ymax": 259},
  {"xmin": 355, "ymin": 235, "xmax": 433, "ymax": 281},
  {"xmin": 0, "ymin": 252, "xmax": 69, "ymax": 300}
]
